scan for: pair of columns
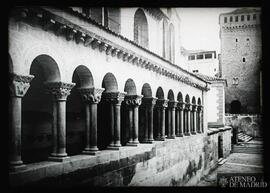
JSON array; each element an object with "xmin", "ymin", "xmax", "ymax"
[{"xmin": 125, "ymin": 95, "xmax": 143, "ymax": 146}]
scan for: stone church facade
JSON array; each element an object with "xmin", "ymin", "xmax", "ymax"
[
  {"xmin": 9, "ymin": 7, "xmax": 231, "ymax": 188},
  {"xmin": 219, "ymin": 8, "xmax": 261, "ymax": 114}
]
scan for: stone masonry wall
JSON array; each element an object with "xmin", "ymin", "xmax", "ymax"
[{"xmin": 10, "ymin": 130, "xmax": 231, "ymax": 188}]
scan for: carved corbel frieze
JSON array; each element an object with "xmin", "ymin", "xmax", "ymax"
[
  {"xmin": 106, "ymin": 45, "xmax": 113, "ymax": 55},
  {"xmin": 117, "ymin": 50, "xmax": 124, "ymax": 59},
  {"xmin": 44, "ymin": 82, "xmax": 75, "ymax": 101},
  {"xmin": 111, "ymin": 48, "xmax": 119, "ymax": 57},
  {"xmin": 66, "ymin": 28, "xmax": 77, "ymax": 41},
  {"xmin": 132, "ymin": 57, "xmax": 138, "ymax": 65},
  {"xmin": 55, "ymin": 24, "xmax": 67, "ymax": 36},
  {"xmin": 77, "ymin": 87, "xmax": 105, "ymax": 104},
  {"xmin": 75, "ymin": 31, "xmax": 86, "ymax": 44},
  {"xmin": 91, "ymin": 39, "xmax": 101, "ymax": 50},
  {"xmin": 42, "ymin": 18, "xmax": 56, "ymax": 31},
  {"xmin": 9, "ymin": 73, "xmax": 34, "ymax": 97},
  {"xmin": 99, "ymin": 42, "xmax": 108, "ymax": 53},
  {"xmin": 122, "ymin": 53, "xmax": 129, "ymax": 61},
  {"xmin": 128, "ymin": 54, "xmax": 134, "ymax": 63},
  {"xmin": 84, "ymin": 36, "xmax": 94, "ymax": 47}
]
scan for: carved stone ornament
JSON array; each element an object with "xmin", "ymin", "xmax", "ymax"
[
  {"xmin": 177, "ymin": 102, "xmax": 184, "ymax": 110},
  {"xmin": 184, "ymin": 103, "xmax": 191, "ymax": 111},
  {"xmin": 192, "ymin": 104, "xmax": 197, "ymax": 112},
  {"xmin": 124, "ymin": 95, "xmax": 143, "ymax": 106},
  {"xmin": 78, "ymin": 87, "xmax": 105, "ymax": 104},
  {"xmin": 142, "ymin": 97, "xmax": 157, "ymax": 107},
  {"xmin": 102, "ymin": 92, "xmax": 126, "ymax": 105},
  {"xmin": 197, "ymin": 105, "xmax": 203, "ymax": 112},
  {"xmin": 45, "ymin": 81, "xmax": 75, "ymax": 101},
  {"xmin": 168, "ymin": 101, "xmax": 178, "ymax": 108},
  {"xmin": 156, "ymin": 99, "xmax": 168, "ymax": 108},
  {"xmin": 9, "ymin": 73, "xmax": 34, "ymax": 97}
]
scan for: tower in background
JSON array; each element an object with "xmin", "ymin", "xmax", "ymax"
[{"xmin": 219, "ymin": 8, "xmax": 261, "ymax": 114}]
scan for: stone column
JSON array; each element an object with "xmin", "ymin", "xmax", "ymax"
[
  {"xmin": 45, "ymin": 82, "xmax": 75, "ymax": 162},
  {"xmin": 9, "ymin": 73, "xmax": 34, "ymax": 171},
  {"xmin": 142, "ymin": 97, "xmax": 157, "ymax": 143},
  {"xmin": 191, "ymin": 104, "xmax": 197, "ymax": 135},
  {"xmin": 125, "ymin": 95, "xmax": 142, "ymax": 146},
  {"xmin": 184, "ymin": 103, "xmax": 191, "ymax": 136},
  {"xmin": 103, "ymin": 92, "xmax": 125, "ymax": 150},
  {"xmin": 155, "ymin": 99, "xmax": 168, "ymax": 141},
  {"xmin": 167, "ymin": 101, "xmax": 177, "ymax": 139},
  {"xmin": 176, "ymin": 102, "xmax": 184, "ymax": 137},
  {"xmin": 78, "ymin": 87, "xmax": 104, "ymax": 155},
  {"xmin": 197, "ymin": 105, "xmax": 202, "ymax": 133}
]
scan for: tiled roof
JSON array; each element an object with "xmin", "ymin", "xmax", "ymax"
[
  {"xmin": 222, "ymin": 8, "xmax": 260, "ymax": 15},
  {"xmin": 193, "ymin": 73, "xmax": 227, "ymax": 84}
]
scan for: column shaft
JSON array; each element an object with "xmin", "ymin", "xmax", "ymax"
[
  {"xmin": 148, "ymin": 106, "xmax": 154, "ymax": 142},
  {"xmin": 171, "ymin": 108, "xmax": 176, "ymax": 138},
  {"xmin": 133, "ymin": 106, "xmax": 139, "ymax": 143},
  {"xmin": 161, "ymin": 107, "xmax": 166, "ymax": 140},
  {"xmin": 143, "ymin": 107, "xmax": 149, "ymax": 142},
  {"xmin": 51, "ymin": 100, "xmax": 58, "ymax": 156},
  {"xmin": 167, "ymin": 108, "xmax": 171, "ymax": 138},
  {"xmin": 157, "ymin": 107, "xmax": 161, "ymax": 138},
  {"xmin": 84, "ymin": 104, "xmax": 90, "ymax": 150},
  {"xmin": 175, "ymin": 108, "xmax": 179, "ymax": 136},
  {"xmin": 110, "ymin": 103, "xmax": 114, "ymax": 146},
  {"xmin": 57, "ymin": 100, "xmax": 67, "ymax": 156},
  {"xmin": 114, "ymin": 104, "xmax": 121, "ymax": 147},
  {"xmin": 128, "ymin": 106, "xmax": 133, "ymax": 143},
  {"xmin": 9, "ymin": 97, "xmax": 23, "ymax": 166},
  {"xmin": 179, "ymin": 109, "xmax": 184, "ymax": 136},
  {"xmin": 90, "ymin": 103, "xmax": 98, "ymax": 150},
  {"xmin": 187, "ymin": 110, "xmax": 191, "ymax": 135}
]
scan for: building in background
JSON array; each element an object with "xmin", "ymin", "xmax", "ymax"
[
  {"xmin": 219, "ymin": 8, "xmax": 261, "ymax": 114},
  {"xmin": 181, "ymin": 47, "xmax": 220, "ymax": 77}
]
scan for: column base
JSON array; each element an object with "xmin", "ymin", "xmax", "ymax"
[
  {"xmin": 141, "ymin": 140, "xmax": 154, "ymax": 144},
  {"xmin": 126, "ymin": 142, "xmax": 140, "ymax": 147},
  {"xmin": 167, "ymin": 135, "xmax": 176, "ymax": 139},
  {"xmin": 82, "ymin": 150, "xmax": 100, "ymax": 155},
  {"xmin": 48, "ymin": 156, "xmax": 70, "ymax": 162},
  {"xmin": 197, "ymin": 131, "xmax": 202, "ymax": 133},
  {"xmin": 176, "ymin": 133, "xmax": 184, "ymax": 137},
  {"xmin": 191, "ymin": 132, "xmax": 197, "ymax": 135},
  {"xmin": 155, "ymin": 137, "xmax": 165, "ymax": 141},
  {"xmin": 184, "ymin": 133, "xmax": 191, "ymax": 136},
  {"xmin": 9, "ymin": 164, "xmax": 26, "ymax": 172},
  {"xmin": 107, "ymin": 145, "xmax": 122, "ymax": 150}
]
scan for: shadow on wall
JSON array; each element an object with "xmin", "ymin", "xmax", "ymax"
[{"xmin": 225, "ymin": 115, "xmax": 262, "ymax": 137}]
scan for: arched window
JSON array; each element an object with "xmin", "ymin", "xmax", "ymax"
[
  {"xmin": 104, "ymin": 8, "xmax": 121, "ymax": 33},
  {"xmin": 134, "ymin": 9, "xmax": 149, "ymax": 48},
  {"xmin": 162, "ymin": 19, "xmax": 169, "ymax": 58},
  {"xmin": 168, "ymin": 24, "xmax": 175, "ymax": 63},
  {"xmin": 224, "ymin": 17, "xmax": 227, "ymax": 23},
  {"xmin": 230, "ymin": 16, "xmax": 233, "ymax": 22}
]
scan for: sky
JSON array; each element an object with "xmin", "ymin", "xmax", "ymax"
[{"xmin": 177, "ymin": 8, "xmax": 237, "ymax": 53}]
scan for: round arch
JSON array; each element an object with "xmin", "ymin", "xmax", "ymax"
[
  {"xmin": 185, "ymin": 94, "xmax": 190, "ymax": 103},
  {"xmin": 141, "ymin": 83, "xmax": 152, "ymax": 97},
  {"xmin": 72, "ymin": 65, "xmax": 94, "ymax": 88},
  {"xmin": 197, "ymin": 98, "xmax": 201, "ymax": 105},
  {"xmin": 231, "ymin": 100, "xmax": 241, "ymax": 114},
  {"xmin": 192, "ymin": 96, "xmax": 196, "ymax": 104},
  {"xmin": 167, "ymin": 89, "xmax": 175, "ymax": 101},
  {"xmin": 102, "ymin": 72, "xmax": 118, "ymax": 92},
  {"xmin": 30, "ymin": 54, "xmax": 61, "ymax": 82},
  {"xmin": 177, "ymin": 92, "xmax": 183, "ymax": 102},
  {"xmin": 156, "ymin": 87, "xmax": 165, "ymax": 99},
  {"xmin": 134, "ymin": 8, "xmax": 149, "ymax": 48},
  {"xmin": 124, "ymin": 79, "xmax": 137, "ymax": 95}
]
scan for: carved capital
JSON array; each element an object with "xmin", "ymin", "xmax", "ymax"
[
  {"xmin": 197, "ymin": 105, "xmax": 203, "ymax": 112},
  {"xmin": 124, "ymin": 95, "xmax": 143, "ymax": 107},
  {"xmin": 168, "ymin": 101, "xmax": 178, "ymax": 109},
  {"xmin": 184, "ymin": 103, "xmax": 191, "ymax": 111},
  {"xmin": 78, "ymin": 87, "xmax": 105, "ymax": 104},
  {"xmin": 156, "ymin": 99, "xmax": 168, "ymax": 109},
  {"xmin": 192, "ymin": 104, "xmax": 198, "ymax": 112},
  {"xmin": 9, "ymin": 73, "xmax": 34, "ymax": 97},
  {"xmin": 142, "ymin": 97, "xmax": 157, "ymax": 108},
  {"xmin": 177, "ymin": 102, "xmax": 184, "ymax": 110},
  {"xmin": 102, "ymin": 92, "xmax": 126, "ymax": 105},
  {"xmin": 45, "ymin": 82, "xmax": 75, "ymax": 101}
]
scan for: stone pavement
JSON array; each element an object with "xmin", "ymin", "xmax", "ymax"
[{"xmin": 197, "ymin": 139, "xmax": 264, "ymax": 187}]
